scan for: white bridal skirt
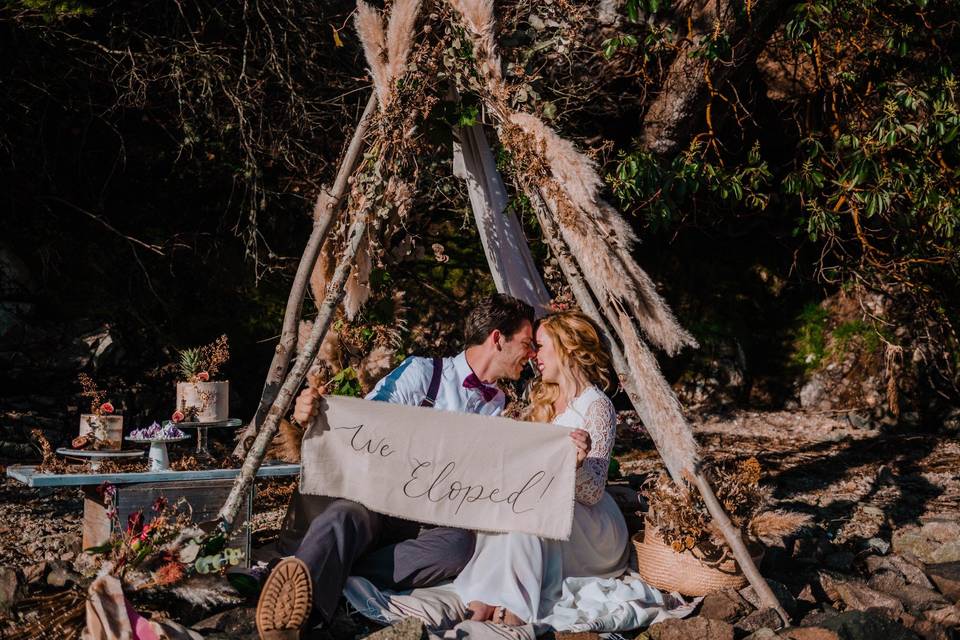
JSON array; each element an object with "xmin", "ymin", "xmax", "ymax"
[{"xmin": 453, "ymin": 492, "xmax": 630, "ymax": 623}]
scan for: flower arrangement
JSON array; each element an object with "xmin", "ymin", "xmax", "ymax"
[
  {"xmin": 177, "ymin": 334, "xmax": 229, "ymax": 384},
  {"xmin": 87, "ymin": 483, "xmax": 245, "ymax": 600},
  {"xmin": 642, "ymin": 458, "xmax": 811, "ymax": 555},
  {"xmin": 78, "ymin": 373, "xmax": 116, "ymax": 417}
]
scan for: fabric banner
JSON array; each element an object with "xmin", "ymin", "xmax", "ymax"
[{"xmin": 300, "ymin": 396, "xmax": 576, "ymax": 541}]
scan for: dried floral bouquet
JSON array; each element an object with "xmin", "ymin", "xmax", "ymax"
[
  {"xmin": 85, "ymin": 485, "xmax": 245, "ymax": 603},
  {"xmin": 642, "ymin": 457, "xmax": 811, "ymax": 558}
]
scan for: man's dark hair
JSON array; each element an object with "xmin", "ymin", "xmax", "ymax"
[{"xmin": 464, "ymin": 294, "xmax": 535, "ymax": 347}]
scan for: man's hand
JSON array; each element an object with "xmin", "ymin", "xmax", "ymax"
[
  {"xmin": 570, "ymin": 428, "xmax": 591, "ymax": 468},
  {"xmin": 292, "ymin": 386, "xmax": 321, "ymax": 426}
]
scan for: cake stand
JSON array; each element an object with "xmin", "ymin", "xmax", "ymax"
[
  {"xmin": 163, "ymin": 418, "xmax": 242, "ymax": 461},
  {"xmin": 55, "ymin": 448, "xmax": 144, "ymax": 471},
  {"xmin": 125, "ymin": 435, "xmax": 191, "ymax": 471}
]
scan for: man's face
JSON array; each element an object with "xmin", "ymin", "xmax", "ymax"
[{"xmin": 493, "ymin": 320, "xmax": 537, "ymax": 381}]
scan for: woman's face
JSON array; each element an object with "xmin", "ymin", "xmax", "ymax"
[{"xmin": 535, "ymin": 324, "xmax": 562, "ymax": 384}]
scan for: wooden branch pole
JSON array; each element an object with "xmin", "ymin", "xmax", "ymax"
[
  {"xmin": 219, "ymin": 215, "xmax": 379, "ymax": 527},
  {"xmin": 528, "ymin": 188, "xmax": 789, "ymax": 626},
  {"xmin": 232, "ymin": 92, "xmax": 378, "ymax": 456},
  {"xmin": 692, "ymin": 469, "xmax": 788, "ymax": 621}
]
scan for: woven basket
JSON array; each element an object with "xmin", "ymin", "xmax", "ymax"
[{"xmin": 632, "ymin": 523, "xmax": 764, "ymax": 596}]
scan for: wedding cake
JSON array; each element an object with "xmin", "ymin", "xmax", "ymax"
[
  {"xmin": 175, "ymin": 380, "xmax": 229, "ymax": 423},
  {"xmin": 78, "ymin": 413, "xmax": 123, "ymax": 450},
  {"xmin": 172, "ymin": 335, "xmax": 231, "ymax": 424},
  {"xmin": 75, "ymin": 374, "xmax": 122, "ymax": 450}
]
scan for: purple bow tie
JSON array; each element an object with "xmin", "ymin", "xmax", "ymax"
[{"xmin": 462, "ymin": 373, "xmax": 499, "ymax": 402}]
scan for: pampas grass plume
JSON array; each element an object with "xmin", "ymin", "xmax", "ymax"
[
  {"xmin": 516, "ymin": 111, "xmax": 696, "ymax": 355},
  {"xmin": 309, "ymin": 239, "xmax": 335, "ymax": 307},
  {"xmin": 268, "ymin": 418, "xmax": 304, "ymax": 463},
  {"xmin": 386, "ymin": 0, "xmax": 421, "ymax": 80},
  {"xmin": 171, "ymin": 575, "xmax": 244, "ymax": 609},
  {"xmin": 509, "ymin": 112, "xmax": 604, "ymax": 217},
  {"xmin": 355, "ymin": 2, "xmax": 389, "ymax": 101},
  {"xmin": 617, "ymin": 311, "xmax": 700, "ymax": 484},
  {"xmin": 344, "ymin": 234, "xmax": 372, "ymax": 320},
  {"xmin": 749, "ymin": 510, "xmax": 813, "ymax": 542},
  {"xmin": 448, "ymin": 0, "xmax": 501, "ymax": 82},
  {"xmin": 357, "ymin": 345, "xmax": 395, "ymax": 392}
]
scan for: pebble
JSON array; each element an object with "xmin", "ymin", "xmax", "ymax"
[
  {"xmin": 647, "ymin": 616, "xmax": 735, "ymax": 640},
  {"xmin": 863, "ymin": 538, "xmax": 890, "ymax": 555},
  {"xmin": 736, "ymin": 607, "xmax": 786, "ymax": 634}
]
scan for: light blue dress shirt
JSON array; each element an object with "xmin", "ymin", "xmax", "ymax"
[{"xmin": 366, "ymin": 351, "xmax": 505, "ymax": 416}]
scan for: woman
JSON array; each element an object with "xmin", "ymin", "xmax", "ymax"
[{"xmin": 453, "ymin": 311, "xmax": 630, "ymax": 625}]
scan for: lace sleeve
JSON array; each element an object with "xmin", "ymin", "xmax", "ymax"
[{"xmin": 574, "ymin": 393, "xmax": 617, "ymax": 506}]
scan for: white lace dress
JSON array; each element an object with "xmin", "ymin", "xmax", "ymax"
[{"xmin": 452, "ymin": 385, "xmax": 630, "ymax": 623}]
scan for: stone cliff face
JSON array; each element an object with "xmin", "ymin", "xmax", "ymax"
[{"xmin": 793, "ymin": 285, "xmax": 954, "ymax": 429}]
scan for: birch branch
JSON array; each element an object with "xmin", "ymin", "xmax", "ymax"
[
  {"xmin": 231, "ymin": 92, "xmax": 378, "ymax": 457},
  {"xmin": 219, "ymin": 213, "xmax": 380, "ymax": 527}
]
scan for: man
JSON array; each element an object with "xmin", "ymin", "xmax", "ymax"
[{"xmin": 256, "ymin": 293, "xmax": 543, "ymax": 640}]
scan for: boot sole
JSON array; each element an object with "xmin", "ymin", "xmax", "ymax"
[{"xmin": 256, "ymin": 557, "xmax": 313, "ymax": 640}]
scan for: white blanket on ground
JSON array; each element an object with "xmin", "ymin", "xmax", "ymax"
[{"xmin": 343, "ymin": 572, "xmax": 698, "ymax": 639}]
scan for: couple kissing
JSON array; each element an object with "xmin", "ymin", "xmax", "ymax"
[{"xmin": 255, "ymin": 293, "xmax": 628, "ymax": 639}]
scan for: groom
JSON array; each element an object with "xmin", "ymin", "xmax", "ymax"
[{"xmin": 256, "ymin": 294, "xmax": 543, "ymax": 639}]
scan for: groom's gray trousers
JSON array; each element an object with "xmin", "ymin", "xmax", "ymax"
[{"xmin": 276, "ymin": 491, "xmax": 476, "ymax": 622}]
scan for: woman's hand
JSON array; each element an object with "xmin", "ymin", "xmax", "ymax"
[
  {"xmin": 292, "ymin": 386, "xmax": 321, "ymax": 426},
  {"xmin": 570, "ymin": 429, "xmax": 591, "ymax": 468}
]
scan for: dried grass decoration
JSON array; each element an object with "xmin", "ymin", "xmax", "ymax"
[{"xmin": 635, "ymin": 458, "xmax": 811, "ymax": 595}]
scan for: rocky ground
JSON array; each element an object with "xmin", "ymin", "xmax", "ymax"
[{"xmin": 0, "ymin": 410, "xmax": 958, "ymax": 640}]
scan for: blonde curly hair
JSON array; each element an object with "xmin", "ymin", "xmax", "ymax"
[{"xmin": 524, "ymin": 311, "xmax": 613, "ymax": 424}]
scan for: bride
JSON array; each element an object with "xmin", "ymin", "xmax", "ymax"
[{"xmin": 453, "ymin": 311, "xmax": 629, "ymax": 625}]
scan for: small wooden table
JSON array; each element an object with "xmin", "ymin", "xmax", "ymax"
[{"xmin": 6, "ymin": 463, "xmax": 300, "ymax": 565}]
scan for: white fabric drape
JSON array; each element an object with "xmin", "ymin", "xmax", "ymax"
[{"xmin": 453, "ymin": 124, "xmax": 552, "ymax": 315}]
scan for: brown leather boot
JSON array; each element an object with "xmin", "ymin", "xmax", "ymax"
[{"xmin": 255, "ymin": 557, "xmax": 313, "ymax": 640}]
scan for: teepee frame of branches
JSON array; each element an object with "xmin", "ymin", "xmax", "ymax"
[{"xmin": 217, "ymin": 0, "xmax": 789, "ymax": 626}]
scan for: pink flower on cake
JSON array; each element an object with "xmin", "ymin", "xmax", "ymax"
[
  {"xmin": 196, "ymin": 371, "xmax": 210, "ymax": 382},
  {"xmin": 171, "ymin": 410, "xmax": 185, "ymax": 423},
  {"xmin": 100, "ymin": 402, "xmax": 115, "ymax": 414}
]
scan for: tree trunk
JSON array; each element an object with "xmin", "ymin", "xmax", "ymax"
[
  {"xmin": 641, "ymin": 0, "xmax": 787, "ymax": 157},
  {"xmin": 232, "ymin": 92, "xmax": 377, "ymax": 457}
]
